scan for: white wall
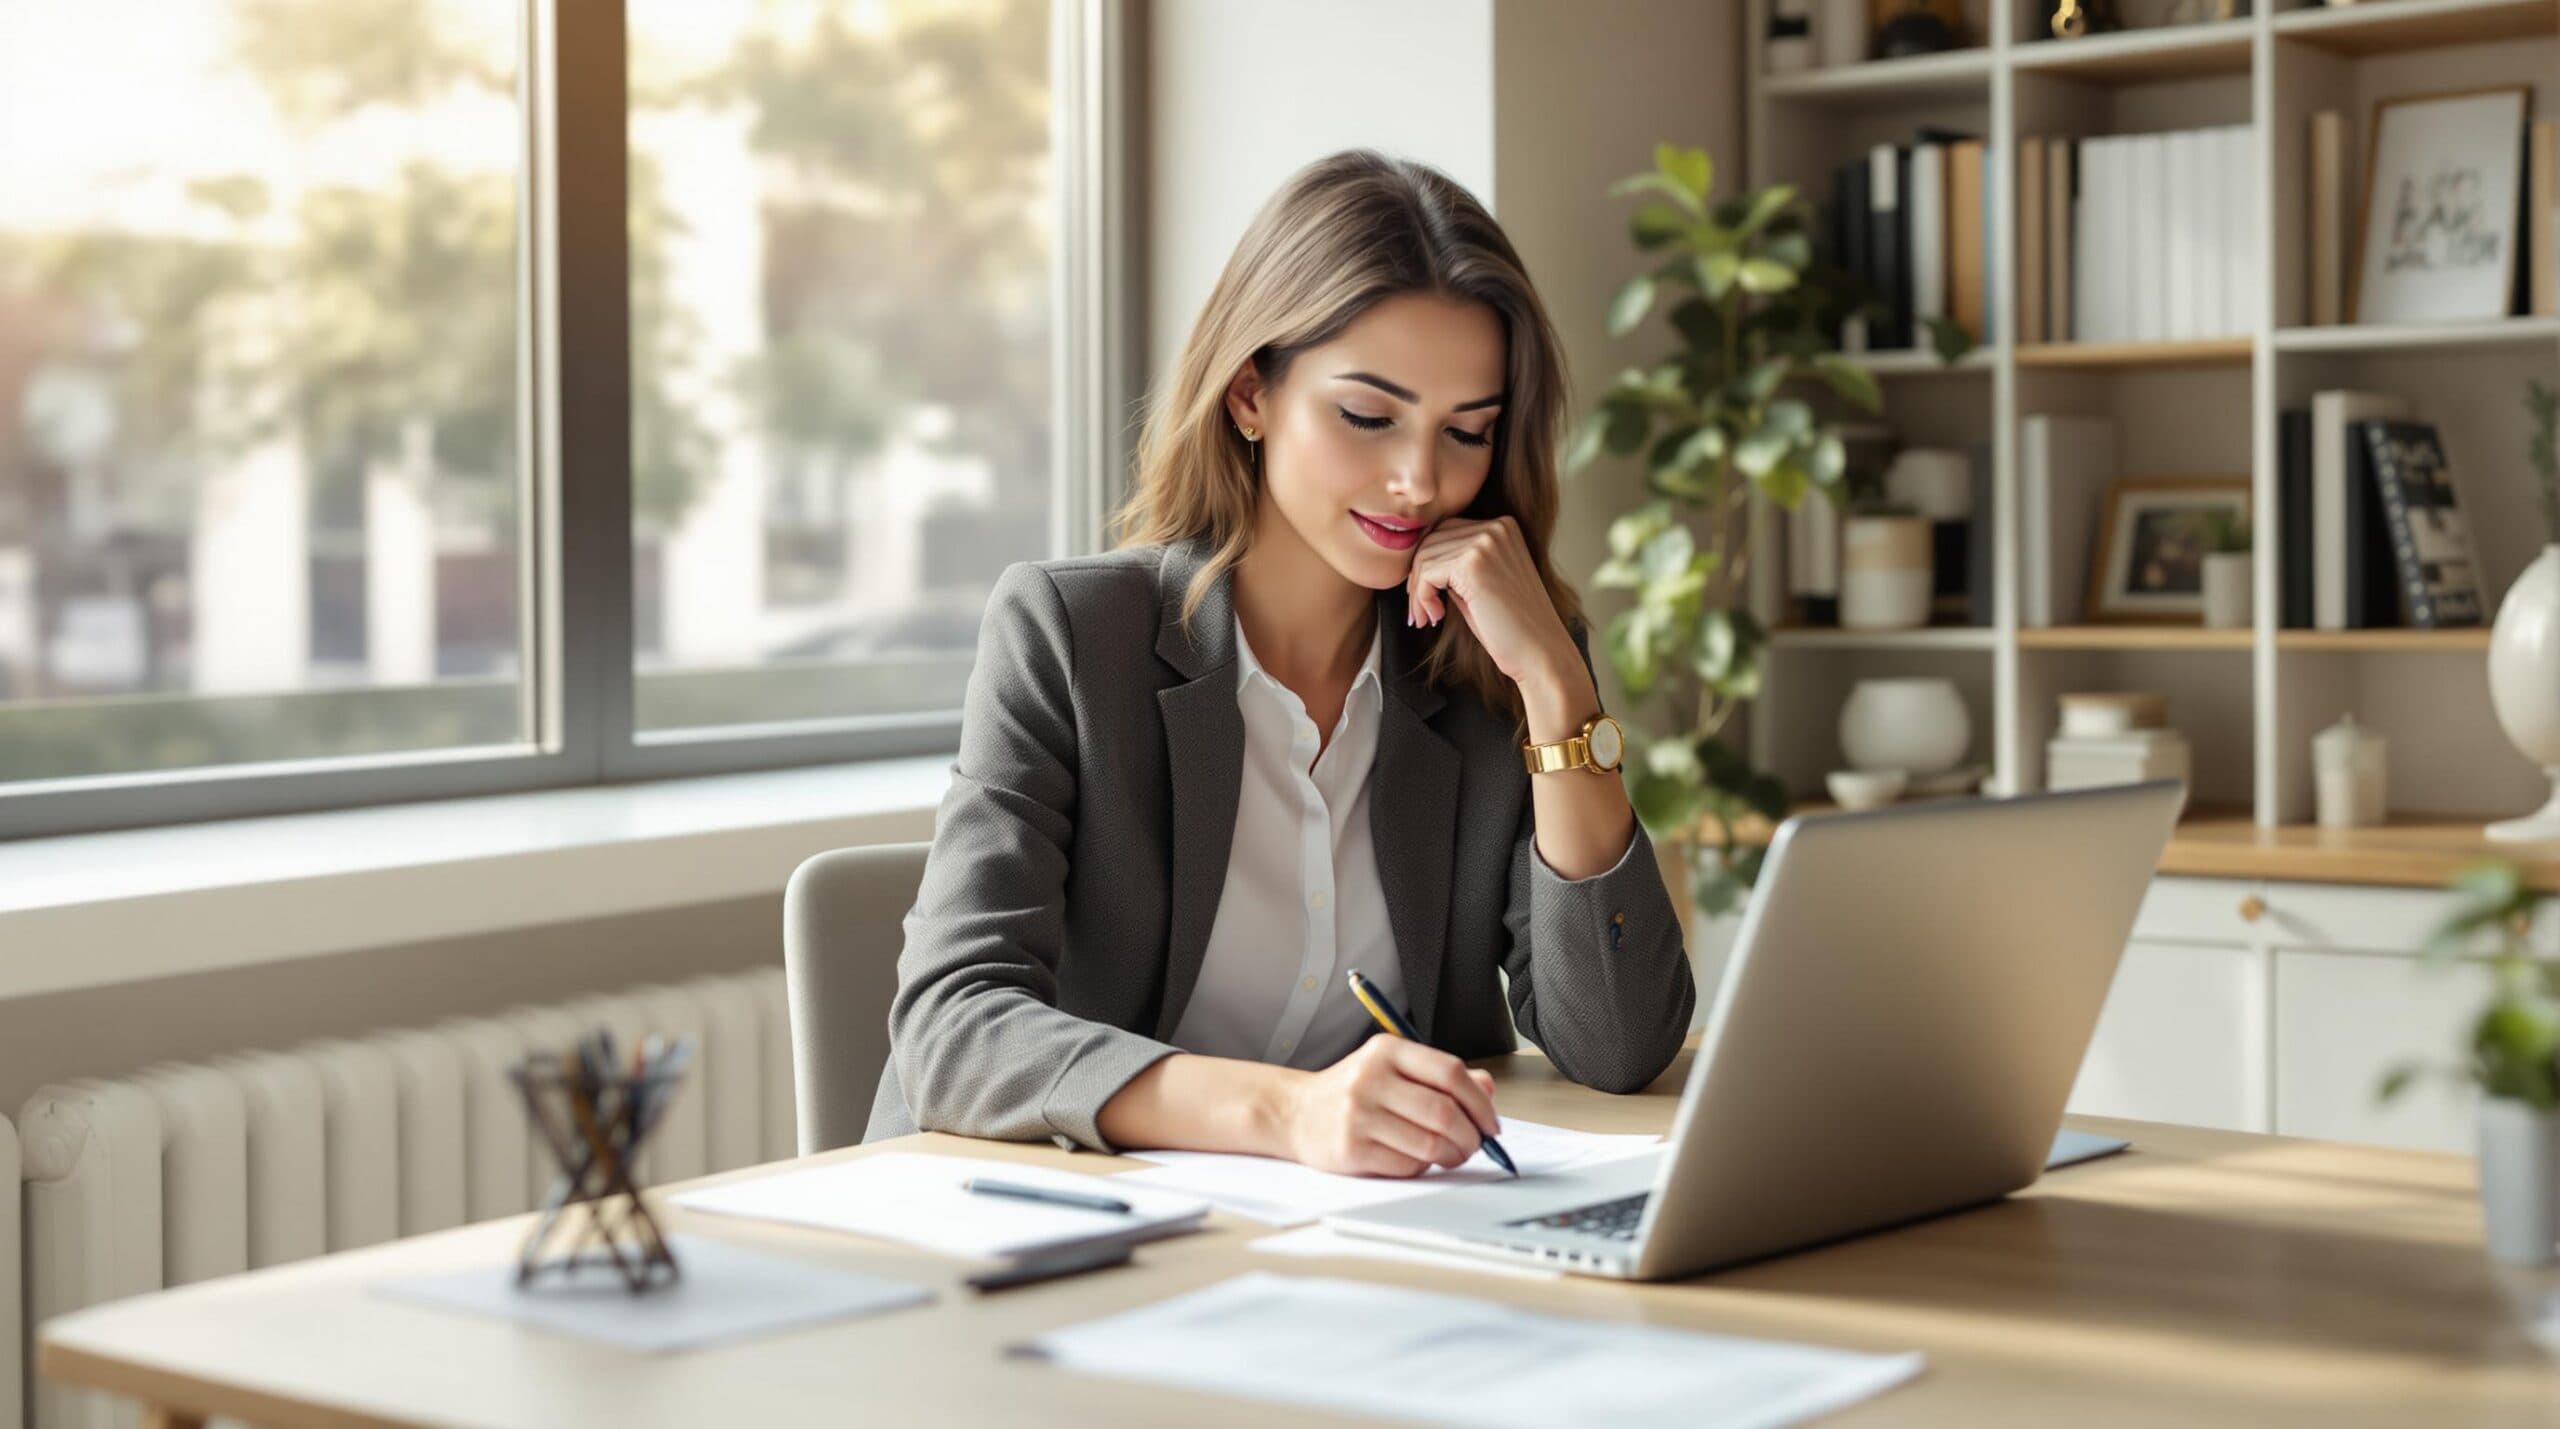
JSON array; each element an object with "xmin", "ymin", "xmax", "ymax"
[{"xmin": 1146, "ymin": 0, "xmax": 1498, "ymax": 382}]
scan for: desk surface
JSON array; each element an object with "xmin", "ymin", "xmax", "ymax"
[{"xmin": 40, "ymin": 1045, "xmax": 2560, "ymax": 1429}]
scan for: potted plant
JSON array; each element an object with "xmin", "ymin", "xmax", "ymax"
[
  {"xmin": 1562, "ymin": 143, "xmax": 1884, "ymax": 914},
  {"xmin": 2379, "ymin": 859, "xmax": 2560, "ymax": 1263},
  {"xmin": 2199, "ymin": 510, "xmax": 2251, "ymax": 630}
]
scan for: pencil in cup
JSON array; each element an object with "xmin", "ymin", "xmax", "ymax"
[{"xmin": 1342, "ymin": 968, "xmax": 1517, "ymax": 1176}]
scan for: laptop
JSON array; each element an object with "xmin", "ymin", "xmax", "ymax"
[{"xmin": 1324, "ymin": 781, "xmax": 2184, "ymax": 1281}]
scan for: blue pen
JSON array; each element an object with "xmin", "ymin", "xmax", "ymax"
[{"xmin": 1344, "ymin": 968, "xmax": 1517, "ymax": 1177}]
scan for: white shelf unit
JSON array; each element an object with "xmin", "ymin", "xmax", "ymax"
[{"xmin": 1739, "ymin": 0, "xmax": 2560, "ymax": 833}]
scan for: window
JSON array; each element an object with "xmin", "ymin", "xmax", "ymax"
[
  {"xmin": 0, "ymin": 0, "xmax": 530, "ymax": 783},
  {"xmin": 0, "ymin": 1, "xmax": 1126, "ymax": 836},
  {"xmin": 626, "ymin": 0, "xmax": 1055, "ymax": 736}
]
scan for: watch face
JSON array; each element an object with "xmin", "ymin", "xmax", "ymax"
[{"xmin": 1587, "ymin": 717, "xmax": 1624, "ymax": 771}]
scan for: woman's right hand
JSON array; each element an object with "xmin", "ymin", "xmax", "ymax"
[{"xmin": 1281, "ymin": 1037, "xmax": 1503, "ymax": 1177}]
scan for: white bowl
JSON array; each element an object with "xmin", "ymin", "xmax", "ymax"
[{"xmin": 1826, "ymin": 768, "xmax": 1909, "ymax": 811}]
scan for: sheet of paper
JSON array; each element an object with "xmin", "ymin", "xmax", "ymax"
[
  {"xmin": 1016, "ymin": 1272, "xmax": 1925, "ymax": 1429},
  {"xmin": 1248, "ymin": 1224, "xmax": 1561, "ymax": 1283},
  {"xmin": 669, "ymin": 1153, "xmax": 1207, "ymax": 1259},
  {"xmin": 1113, "ymin": 1118, "xmax": 1659, "ymax": 1225},
  {"xmin": 2048, "ymin": 1129, "xmax": 2130, "ymax": 1169},
  {"xmin": 373, "ymin": 1234, "xmax": 930, "ymax": 1355}
]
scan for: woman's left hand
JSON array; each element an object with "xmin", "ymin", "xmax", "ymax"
[{"xmin": 1405, "ymin": 516, "xmax": 1580, "ymax": 688}]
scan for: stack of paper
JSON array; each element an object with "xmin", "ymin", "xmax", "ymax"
[
  {"xmin": 669, "ymin": 1153, "xmax": 1208, "ymax": 1258},
  {"xmin": 1016, "ymin": 1272, "xmax": 1925, "ymax": 1429},
  {"xmin": 1113, "ymin": 1118, "xmax": 1660, "ymax": 1225}
]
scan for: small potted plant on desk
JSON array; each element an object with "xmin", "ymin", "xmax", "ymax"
[{"xmin": 2380, "ymin": 860, "xmax": 2560, "ymax": 1264}]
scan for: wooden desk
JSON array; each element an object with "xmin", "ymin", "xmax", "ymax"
[{"xmin": 39, "ymin": 1045, "xmax": 2560, "ymax": 1428}]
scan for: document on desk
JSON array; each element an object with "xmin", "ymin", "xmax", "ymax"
[
  {"xmin": 668, "ymin": 1153, "xmax": 1208, "ymax": 1259},
  {"xmin": 1015, "ymin": 1272, "xmax": 1925, "ymax": 1429},
  {"xmin": 1112, "ymin": 1118, "xmax": 1659, "ymax": 1225}
]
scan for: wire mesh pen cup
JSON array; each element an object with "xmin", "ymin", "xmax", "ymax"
[{"xmin": 509, "ymin": 1036, "xmax": 695, "ymax": 1294}]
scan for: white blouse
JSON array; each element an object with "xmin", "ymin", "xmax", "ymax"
[{"xmin": 1167, "ymin": 611, "xmax": 1408, "ymax": 1070}]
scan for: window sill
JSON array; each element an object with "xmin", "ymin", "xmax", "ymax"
[{"xmin": 0, "ymin": 757, "xmax": 954, "ymax": 1002}]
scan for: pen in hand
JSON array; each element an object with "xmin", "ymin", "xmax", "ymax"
[{"xmin": 1344, "ymin": 968, "xmax": 1518, "ymax": 1177}]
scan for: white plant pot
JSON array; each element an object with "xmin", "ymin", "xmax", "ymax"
[
  {"xmin": 1839, "ymin": 677, "xmax": 1970, "ymax": 776},
  {"xmin": 2201, "ymin": 551, "xmax": 2253, "ymax": 630},
  {"xmin": 1840, "ymin": 516, "xmax": 1932, "ymax": 630},
  {"xmin": 2479, "ymin": 1097, "xmax": 2560, "ymax": 1265},
  {"xmin": 2488, "ymin": 545, "xmax": 2560, "ymax": 842}
]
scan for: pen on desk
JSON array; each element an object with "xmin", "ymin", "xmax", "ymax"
[
  {"xmin": 962, "ymin": 1177, "xmax": 1133, "ymax": 1215},
  {"xmin": 1344, "ymin": 968, "xmax": 1517, "ymax": 1177}
]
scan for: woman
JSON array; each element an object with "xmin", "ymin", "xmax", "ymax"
[{"xmin": 866, "ymin": 149, "xmax": 1695, "ymax": 1176}]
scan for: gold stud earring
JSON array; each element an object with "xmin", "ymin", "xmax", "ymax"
[{"xmin": 1238, "ymin": 425, "xmax": 1259, "ymax": 442}]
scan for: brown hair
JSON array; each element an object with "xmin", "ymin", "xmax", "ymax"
[{"xmin": 1109, "ymin": 148, "xmax": 1583, "ymax": 733}]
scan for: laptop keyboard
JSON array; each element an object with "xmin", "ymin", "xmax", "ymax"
[{"xmin": 1505, "ymin": 1191, "xmax": 1650, "ymax": 1242}]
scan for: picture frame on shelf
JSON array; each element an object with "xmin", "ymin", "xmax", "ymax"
[
  {"xmin": 2086, "ymin": 476, "xmax": 2253, "ymax": 623},
  {"xmin": 2348, "ymin": 86, "xmax": 2532, "ymax": 327}
]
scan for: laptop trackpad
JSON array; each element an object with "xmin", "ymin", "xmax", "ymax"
[{"xmin": 1327, "ymin": 1151, "xmax": 1665, "ymax": 1236}]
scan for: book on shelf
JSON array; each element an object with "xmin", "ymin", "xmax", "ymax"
[
  {"xmin": 1965, "ymin": 442, "xmax": 1995, "ymax": 628},
  {"xmin": 2279, "ymin": 409, "xmax": 2314, "ymax": 629},
  {"xmin": 2310, "ymin": 389, "xmax": 2410, "ymax": 631},
  {"xmin": 2309, "ymin": 111, "xmax": 2347, "ymax": 327},
  {"xmin": 2020, "ymin": 414, "xmax": 2116, "ymax": 628},
  {"xmin": 2533, "ymin": 119, "xmax": 2557, "ymax": 319},
  {"xmin": 1827, "ymin": 133, "xmax": 1996, "ymax": 354},
  {"xmin": 2356, "ymin": 420, "xmax": 2482, "ymax": 629},
  {"xmin": 2020, "ymin": 136, "xmax": 2048, "ymax": 343},
  {"xmin": 2048, "ymin": 125, "xmax": 2253, "ymax": 345}
]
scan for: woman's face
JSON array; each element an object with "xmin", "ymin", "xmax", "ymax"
[{"xmin": 1226, "ymin": 291, "xmax": 1506, "ymax": 591}]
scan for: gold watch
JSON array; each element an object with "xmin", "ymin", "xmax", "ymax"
[{"xmin": 1522, "ymin": 714, "xmax": 1626, "ymax": 775}]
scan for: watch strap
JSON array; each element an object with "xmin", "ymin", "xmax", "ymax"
[{"xmin": 1522, "ymin": 734, "xmax": 1592, "ymax": 775}]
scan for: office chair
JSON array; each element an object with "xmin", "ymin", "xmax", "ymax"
[{"xmin": 781, "ymin": 841, "xmax": 930, "ymax": 1156}]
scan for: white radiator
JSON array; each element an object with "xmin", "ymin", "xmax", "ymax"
[{"xmin": 2, "ymin": 967, "xmax": 797, "ymax": 1429}]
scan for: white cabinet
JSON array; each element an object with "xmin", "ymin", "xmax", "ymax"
[
  {"xmin": 2274, "ymin": 950, "xmax": 2490, "ymax": 1153},
  {"xmin": 2068, "ymin": 939, "xmax": 2266, "ymax": 1132},
  {"xmin": 2067, "ymin": 874, "xmax": 2526, "ymax": 1153}
]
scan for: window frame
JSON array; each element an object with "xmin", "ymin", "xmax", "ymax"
[{"xmin": 0, "ymin": 0, "xmax": 1142, "ymax": 841}]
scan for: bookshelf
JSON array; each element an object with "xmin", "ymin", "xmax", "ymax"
[{"xmin": 1740, "ymin": 0, "xmax": 2560, "ymax": 842}]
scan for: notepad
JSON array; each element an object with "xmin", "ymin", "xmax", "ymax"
[
  {"xmin": 669, "ymin": 1153, "xmax": 1209, "ymax": 1259},
  {"xmin": 1112, "ymin": 1118, "xmax": 1660, "ymax": 1225},
  {"xmin": 374, "ymin": 1234, "xmax": 930, "ymax": 1354},
  {"xmin": 1015, "ymin": 1272, "xmax": 1925, "ymax": 1429}
]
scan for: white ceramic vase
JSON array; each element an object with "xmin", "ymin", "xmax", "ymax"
[
  {"xmin": 1839, "ymin": 677, "xmax": 1970, "ymax": 776},
  {"xmin": 2488, "ymin": 545, "xmax": 2560, "ymax": 842},
  {"xmin": 2478, "ymin": 1097, "xmax": 2560, "ymax": 1265},
  {"xmin": 1840, "ymin": 515, "xmax": 1933, "ymax": 630},
  {"xmin": 2201, "ymin": 552, "xmax": 2252, "ymax": 630}
]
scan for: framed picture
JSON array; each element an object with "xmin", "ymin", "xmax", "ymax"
[
  {"xmin": 2349, "ymin": 86, "xmax": 2531, "ymax": 325},
  {"xmin": 2086, "ymin": 477, "xmax": 2251, "ymax": 623}
]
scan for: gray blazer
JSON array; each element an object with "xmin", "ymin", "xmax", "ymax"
[{"xmin": 865, "ymin": 536, "xmax": 1696, "ymax": 1153}]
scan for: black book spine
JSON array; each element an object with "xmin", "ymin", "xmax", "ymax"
[
  {"xmin": 1838, "ymin": 159, "xmax": 1872, "ymax": 346},
  {"xmin": 2343, "ymin": 421, "xmax": 2400, "ymax": 629},
  {"xmin": 1868, "ymin": 145, "xmax": 1909, "ymax": 350},
  {"xmin": 2280, "ymin": 409, "xmax": 2314, "ymax": 628}
]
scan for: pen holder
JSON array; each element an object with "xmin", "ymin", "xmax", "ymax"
[{"xmin": 508, "ymin": 1034, "xmax": 694, "ymax": 1294}]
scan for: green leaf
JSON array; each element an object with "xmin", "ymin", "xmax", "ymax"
[
  {"xmin": 1734, "ymin": 429, "xmax": 1790, "ymax": 478},
  {"xmin": 1645, "ymin": 737, "xmax": 1703, "ymax": 782},
  {"xmin": 1669, "ymin": 297, "xmax": 1722, "ymax": 352},
  {"xmin": 1639, "ymin": 523, "xmax": 1696, "ymax": 584},
  {"xmin": 1737, "ymin": 358, "xmax": 1788, "ymax": 404},
  {"xmin": 1675, "ymin": 424, "xmax": 1727, "ymax": 471},
  {"xmin": 1760, "ymin": 231, "xmax": 1814, "ymax": 271},
  {"xmin": 1603, "ymin": 401, "xmax": 1651, "ymax": 457},
  {"xmin": 1562, "ymin": 408, "xmax": 1609, "ymax": 474},
  {"xmin": 1756, "ymin": 458, "xmax": 1809, "ymax": 509},
  {"xmin": 1696, "ymin": 251, "xmax": 1740, "ymax": 299},
  {"xmin": 1606, "ymin": 501, "xmax": 1675, "ymax": 560},
  {"xmin": 1811, "ymin": 354, "xmax": 1883, "ymax": 414},
  {"xmin": 1608, "ymin": 272, "xmax": 1656, "ymax": 337},
  {"xmin": 1604, "ymin": 608, "xmax": 1656, "ymax": 699},
  {"xmin": 1736, "ymin": 258, "xmax": 1797, "ymax": 294},
  {"xmin": 1696, "ymin": 609, "xmax": 1739, "ymax": 681},
  {"xmin": 1733, "ymin": 184, "xmax": 1796, "ymax": 239},
  {"xmin": 1629, "ymin": 203, "xmax": 1691, "ymax": 251},
  {"xmin": 1629, "ymin": 769, "xmax": 1706, "ymax": 838},
  {"xmin": 1764, "ymin": 399, "xmax": 1813, "ymax": 439},
  {"xmin": 1921, "ymin": 315, "xmax": 1976, "ymax": 364},
  {"xmin": 1593, "ymin": 556, "xmax": 1644, "ymax": 589},
  {"xmin": 1808, "ymin": 433, "xmax": 1847, "ymax": 487},
  {"xmin": 2376, "ymin": 1062, "xmax": 2420, "ymax": 1105},
  {"xmin": 1654, "ymin": 142, "xmax": 1714, "ymax": 205},
  {"xmin": 1606, "ymin": 172, "xmax": 1704, "ymax": 216}
]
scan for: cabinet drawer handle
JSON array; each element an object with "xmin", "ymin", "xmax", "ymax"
[{"xmin": 2237, "ymin": 895, "xmax": 2266, "ymax": 923}]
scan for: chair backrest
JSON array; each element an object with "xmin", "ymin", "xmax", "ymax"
[{"xmin": 782, "ymin": 841, "xmax": 929, "ymax": 1156}]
